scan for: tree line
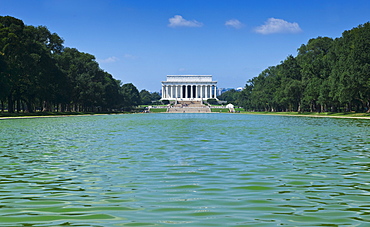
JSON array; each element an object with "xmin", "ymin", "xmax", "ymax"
[
  {"xmin": 224, "ymin": 22, "xmax": 370, "ymax": 113},
  {"xmin": 0, "ymin": 16, "xmax": 154, "ymax": 113}
]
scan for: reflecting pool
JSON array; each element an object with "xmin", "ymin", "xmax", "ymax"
[{"xmin": 1, "ymin": 113, "xmax": 370, "ymax": 226}]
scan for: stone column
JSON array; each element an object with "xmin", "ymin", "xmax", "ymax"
[
  {"xmin": 214, "ymin": 85, "xmax": 217, "ymax": 98},
  {"xmin": 195, "ymin": 85, "xmax": 198, "ymax": 98},
  {"xmin": 190, "ymin": 85, "xmax": 193, "ymax": 99},
  {"xmin": 162, "ymin": 85, "xmax": 164, "ymax": 99},
  {"xmin": 178, "ymin": 85, "xmax": 180, "ymax": 99},
  {"xmin": 185, "ymin": 85, "xmax": 188, "ymax": 99},
  {"xmin": 175, "ymin": 85, "xmax": 178, "ymax": 99},
  {"xmin": 172, "ymin": 85, "xmax": 175, "ymax": 98}
]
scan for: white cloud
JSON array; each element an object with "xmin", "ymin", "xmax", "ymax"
[
  {"xmin": 225, "ymin": 19, "xmax": 243, "ymax": 29},
  {"xmin": 168, "ymin": 15, "xmax": 203, "ymax": 28},
  {"xmin": 124, "ymin": 54, "xmax": 137, "ymax": 60},
  {"xmin": 255, "ymin": 18, "xmax": 302, "ymax": 34},
  {"xmin": 99, "ymin": 56, "xmax": 119, "ymax": 63}
]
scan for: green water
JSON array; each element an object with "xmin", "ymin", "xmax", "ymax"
[{"xmin": 1, "ymin": 113, "xmax": 370, "ymax": 226}]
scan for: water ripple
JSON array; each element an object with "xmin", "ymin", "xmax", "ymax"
[{"xmin": 1, "ymin": 114, "xmax": 370, "ymax": 226}]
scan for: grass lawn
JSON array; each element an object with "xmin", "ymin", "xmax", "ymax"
[
  {"xmin": 211, "ymin": 108, "xmax": 230, "ymax": 113},
  {"xmin": 149, "ymin": 108, "xmax": 167, "ymax": 113},
  {"xmin": 0, "ymin": 111, "xmax": 127, "ymax": 119},
  {"xmin": 238, "ymin": 111, "xmax": 370, "ymax": 118}
]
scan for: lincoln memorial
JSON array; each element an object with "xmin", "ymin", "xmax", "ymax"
[{"xmin": 161, "ymin": 75, "xmax": 217, "ymax": 101}]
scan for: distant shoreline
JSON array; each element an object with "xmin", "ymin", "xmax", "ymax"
[
  {"xmin": 0, "ymin": 112, "xmax": 126, "ymax": 120},
  {"xmin": 1, "ymin": 111, "xmax": 370, "ymax": 120},
  {"xmin": 239, "ymin": 111, "xmax": 370, "ymax": 119}
]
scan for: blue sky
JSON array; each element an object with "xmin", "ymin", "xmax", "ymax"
[{"xmin": 1, "ymin": 0, "xmax": 370, "ymax": 92}]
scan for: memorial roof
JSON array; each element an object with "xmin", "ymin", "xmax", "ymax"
[{"xmin": 166, "ymin": 75, "xmax": 213, "ymax": 82}]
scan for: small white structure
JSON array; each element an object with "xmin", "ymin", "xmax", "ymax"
[
  {"xmin": 226, "ymin": 103, "xmax": 234, "ymax": 109},
  {"xmin": 161, "ymin": 75, "xmax": 217, "ymax": 101},
  {"xmin": 226, "ymin": 103, "xmax": 235, "ymax": 112}
]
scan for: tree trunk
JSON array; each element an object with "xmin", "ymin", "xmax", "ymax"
[
  {"xmin": 346, "ymin": 102, "xmax": 351, "ymax": 112},
  {"xmin": 25, "ymin": 101, "xmax": 34, "ymax": 113},
  {"xmin": 21, "ymin": 101, "xmax": 26, "ymax": 112},
  {"xmin": 331, "ymin": 105, "xmax": 336, "ymax": 112},
  {"xmin": 9, "ymin": 97, "xmax": 14, "ymax": 113},
  {"xmin": 16, "ymin": 99, "xmax": 20, "ymax": 113},
  {"xmin": 42, "ymin": 101, "xmax": 51, "ymax": 112}
]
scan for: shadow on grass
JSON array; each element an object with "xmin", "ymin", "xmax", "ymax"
[
  {"xmin": 239, "ymin": 111, "xmax": 370, "ymax": 118},
  {"xmin": 0, "ymin": 111, "xmax": 125, "ymax": 118}
]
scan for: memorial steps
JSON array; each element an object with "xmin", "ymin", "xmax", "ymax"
[{"xmin": 167, "ymin": 101, "xmax": 211, "ymax": 113}]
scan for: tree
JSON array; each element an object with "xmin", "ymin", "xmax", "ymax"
[
  {"xmin": 22, "ymin": 25, "xmax": 66, "ymax": 112},
  {"xmin": 297, "ymin": 37, "xmax": 333, "ymax": 112},
  {"xmin": 140, "ymin": 89, "xmax": 152, "ymax": 105},
  {"xmin": 0, "ymin": 16, "xmax": 136, "ymax": 113},
  {"xmin": 102, "ymin": 76, "xmax": 122, "ymax": 111},
  {"xmin": 0, "ymin": 16, "xmax": 67, "ymax": 112},
  {"xmin": 0, "ymin": 16, "xmax": 26, "ymax": 112},
  {"xmin": 238, "ymin": 81, "xmax": 253, "ymax": 111},
  {"xmin": 330, "ymin": 22, "xmax": 370, "ymax": 112},
  {"xmin": 55, "ymin": 48, "xmax": 118, "ymax": 112},
  {"xmin": 217, "ymin": 89, "xmax": 240, "ymax": 105},
  {"xmin": 276, "ymin": 55, "xmax": 303, "ymax": 112},
  {"xmin": 151, "ymin": 92, "xmax": 161, "ymax": 102},
  {"xmin": 249, "ymin": 67, "xmax": 281, "ymax": 111},
  {"xmin": 237, "ymin": 22, "xmax": 370, "ymax": 113},
  {"xmin": 120, "ymin": 83, "xmax": 141, "ymax": 110},
  {"xmin": 0, "ymin": 52, "xmax": 9, "ymax": 111}
]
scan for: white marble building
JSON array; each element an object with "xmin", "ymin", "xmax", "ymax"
[{"xmin": 161, "ymin": 75, "xmax": 217, "ymax": 101}]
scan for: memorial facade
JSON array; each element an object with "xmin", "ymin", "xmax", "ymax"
[{"xmin": 161, "ymin": 75, "xmax": 217, "ymax": 101}]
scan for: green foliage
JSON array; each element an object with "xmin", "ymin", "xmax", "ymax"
[
  {"xmin": 121, "ymin": 83, "xmax": 141, "ymax": 110},
  {"xmin": 139, "ymin": 90, "xmax": 161, "ymax": 105},
  {"xmin": 239, "ymin": 22, "xmax": 370, "ymax": 113},
  {"xmin": 161, "ymin": 100, "xmax": 170, "ymax": 105},
  {"xmin": 150, "ymin": 92, "xmax": 161, "ymax": 101},
  {"xmin": 207, "ymin": 98, "xmax": 218, "ymax": 105},
  {"xmin": 217, "ymin": 89, "xmax": 240, "ymax": 105},
  {"xmin": 140, "ymin": 89, "xmax": 152, "ymax": 105},
  {"xmin": 0, "ymin": 16, "xmax": 140, "ymax": 113}
]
